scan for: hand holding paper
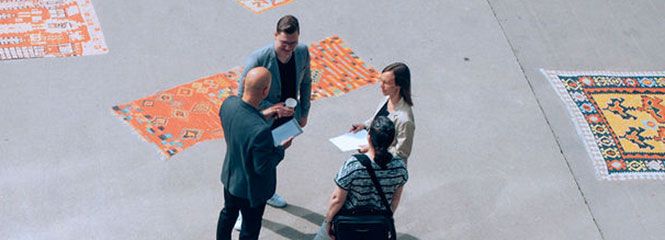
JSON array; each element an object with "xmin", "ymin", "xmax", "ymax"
[
  {"xmin": 272, "ymin": 118, "xmax": 303, "ymax": 147},
  {"xmin": 281, "ymin": 137, "xmax": 294, "ymax": 149},
  {"xmin": 329, "ymin": 129, "xmax": 368, "ymax": 152},
  {"xmin": 349, "ymin": 123, "xmax": 366, "ymax": 133}
]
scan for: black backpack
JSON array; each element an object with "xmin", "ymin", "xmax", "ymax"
[{"xmin": 332, "ymin": 154, "xmax": 397, "ymax": 240}]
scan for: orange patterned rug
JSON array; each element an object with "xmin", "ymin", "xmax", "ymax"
[
  {"xmin": 0, "ymin": 0, "xmax": 107, "ymax": 60},
  {"xmin": 236, "ymin": 0, "xmax": 294, "ymax": 14},
  {"xmin": 113, "ymin": 36, "xmax": 378, "ymax": 158}
]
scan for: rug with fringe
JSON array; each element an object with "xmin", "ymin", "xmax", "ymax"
[
  {"xmin": 113, "ymin": 35, "xmax": 378, "ymax": 158},
  {"xmin": 544, "ymin": 70, "xmax": 665, "ymax": 180}
]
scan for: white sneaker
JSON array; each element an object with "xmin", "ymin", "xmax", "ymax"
[
  {"xmin": 266, "ymin": 193, "xmax": 287, "ymax": 208},
  {"xmin": 234, "ymin": 214, "xmax": 242, "ymax": 231}
]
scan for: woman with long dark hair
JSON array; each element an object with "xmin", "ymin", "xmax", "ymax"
[
  {"xmin": 315, "ymin": 116, "xmax": 409, "ymax": 240},
  {"xmin": 351, "ymin": 62, "xmax": 415, "ymax": 164}
]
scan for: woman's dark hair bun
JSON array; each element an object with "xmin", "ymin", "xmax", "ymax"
[{"xmin": 369, "ymin": 116, "xmax": 396, "ymax": 168}]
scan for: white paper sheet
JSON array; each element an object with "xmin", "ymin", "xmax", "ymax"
[
  {"xmin": 329, "ymin": 130, "xmax": 368, "ymax": 152},
  {"xmin": 271, "ymin": 118, "xmax": 303, "ymax": 147}
]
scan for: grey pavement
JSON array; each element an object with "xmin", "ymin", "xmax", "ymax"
[{"xmin": 1, "ymin": 0, "xmax": 664, "ymax": 239}]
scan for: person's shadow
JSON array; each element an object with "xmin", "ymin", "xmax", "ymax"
[
  {"xmin": 262, "ymin": 204, "xmax": 321, "ymax": 239},
  {"xmin": 262, "ymin": 204, "xmax": 419, "ymax": 240}
]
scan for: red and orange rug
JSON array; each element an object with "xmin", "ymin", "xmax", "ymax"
[
  {"xmin": 236, "ymin": 0, "xmax": 294, "ymax": 14},
  {"xmin": 113, "ymin": 36, "xmax": 378, "ymax": 158}
]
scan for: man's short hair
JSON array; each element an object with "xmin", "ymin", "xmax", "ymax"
[{"xmin": 276, "ymin": 15, "xmax": 299, "ymax": 34}]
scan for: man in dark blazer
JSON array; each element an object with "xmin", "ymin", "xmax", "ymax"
[{"xmin": 217, "ymin": 67, "xmax": 293, "ymax": 240}]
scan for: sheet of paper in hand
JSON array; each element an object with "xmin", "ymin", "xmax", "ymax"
[
  {"xmin": 272, "ymin": 118, "xmax": 303, "ymax": 147},
  {"xmin": 329, "ymin": 130, "xmax": 368, "ymax": 152}
]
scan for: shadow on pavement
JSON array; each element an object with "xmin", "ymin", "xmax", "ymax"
[
  {"xmin": 263, "ymin": 204, "xmax": 420, "ymax": 239},
  {"xmin": 262, "ymin": 218, "xmax": 317, "ymax": 239},
  {"xmin": 397, "ymin": 233, "xmax": 420, "ymax": 239},
  {"xmin": 281, "ymin": 204, "xmax": 326, "ymax": 225},
  {"xmin": 262, "ymin": 205, "xmax": 322, "ymax": 239}
]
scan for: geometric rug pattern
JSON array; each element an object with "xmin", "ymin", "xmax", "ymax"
[
  {"xmin": 0, "ymin": 0, "xmax": 108, "ymax": 60},
  {"xmin": 235, "ymin": 0, "xmax": 294, "ymax": 14},
  {"xmin": 544, "ymin": 70, "xmax": 665, "ymax": 180},
  {"xmin": 113, "ymin": 35, "xmax": 379, "ymax": 159}
]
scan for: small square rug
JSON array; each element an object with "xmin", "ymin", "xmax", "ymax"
[
  {"xmin": 236, "ymin": 0, "xmax": 294, "ymax": 14},
  {"xmin": 543, "ymin": 70, "xmax": 665, "ymax": 180}
]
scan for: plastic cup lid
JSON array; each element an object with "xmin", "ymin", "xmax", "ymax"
[{"xmin": 285, "ymin": 98, "xmax": 297, "ymax": 108}]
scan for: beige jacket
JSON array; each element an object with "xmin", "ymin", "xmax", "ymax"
[{"xmin": 364, "ymin": 97, "xmax": 415, "ymax": 161}]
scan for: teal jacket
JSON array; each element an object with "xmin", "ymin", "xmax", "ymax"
[
  {"xmin": 219, "ymin": 96, "xmax": 285, "ymax": 207},
  {"xmin": 237, "ymin": 43, "xmax": 312, "ymax": 122}
]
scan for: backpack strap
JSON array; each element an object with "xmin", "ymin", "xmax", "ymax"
[{"xmin": 354, "ymin": 154, "xmax": 393, "ymax": 217}]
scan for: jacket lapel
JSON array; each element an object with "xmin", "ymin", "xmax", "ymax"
[
  {"xmin": 294, "ymin": 47, "xmax": 303, "ymax": 96},
  {"xmin": 268, "ymin": 45, "xmax": 282, "ymax": 93}
]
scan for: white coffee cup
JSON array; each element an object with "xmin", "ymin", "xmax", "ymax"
[{"xmin": 285, "ymin": 98, "xmax": 298, "ymax": 109}]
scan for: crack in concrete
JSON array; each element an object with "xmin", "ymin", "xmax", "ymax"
[{"xmin": 484, "ymin": 0, "xmax": 606, "ymax": 239}]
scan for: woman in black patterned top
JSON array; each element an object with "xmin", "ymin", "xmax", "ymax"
[{"xmin": 314, "ymin": 116, "xmax": 409, "ymax": 240}]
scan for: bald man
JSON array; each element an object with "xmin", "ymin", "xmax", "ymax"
[{"xmin": 217, "ymin": 67, "xmax": 293, "ymax": 240}]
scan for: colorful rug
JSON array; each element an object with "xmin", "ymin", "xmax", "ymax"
[
  {"xmin": 236, "ymin": 0, "xmax": 294, "ymax": 14},
  {"xmin": 0, "ymin": 0, "xmax": 107, "ymax": 60},
  {"xmin": 113, "ymin": 35, "xmax": 378, "ymax": 158},
  {"xmin": 544, "ymin": 70, "xmax": 665, "ymax": 180}
]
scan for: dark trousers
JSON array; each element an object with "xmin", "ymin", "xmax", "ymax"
[{"xmin": 217, "ymin": 189, "xmax": 267, "ymax": 240}]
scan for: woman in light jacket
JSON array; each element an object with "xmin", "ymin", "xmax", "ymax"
[{"xmin": 351, "ymin": 62, "xmax": 415, "ymax": 164}]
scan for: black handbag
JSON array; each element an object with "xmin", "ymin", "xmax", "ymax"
[{"xmin": 332, "ymin": 154, "xmax": 397, "ymax": 240}]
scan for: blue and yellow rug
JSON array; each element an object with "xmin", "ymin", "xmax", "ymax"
[{"xmin": 544, "ymin": 70, "xmax": 665, "ymax": 180}]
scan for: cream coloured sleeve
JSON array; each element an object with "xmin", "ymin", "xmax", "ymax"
[{"xmin": 391, "ymin": 120, "xmax": 415, "ymax": 160}]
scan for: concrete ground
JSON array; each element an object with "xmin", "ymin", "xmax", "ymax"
[{"xmin": 1, "ymin": 0, "xmax": 664, "ymax": 239}]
